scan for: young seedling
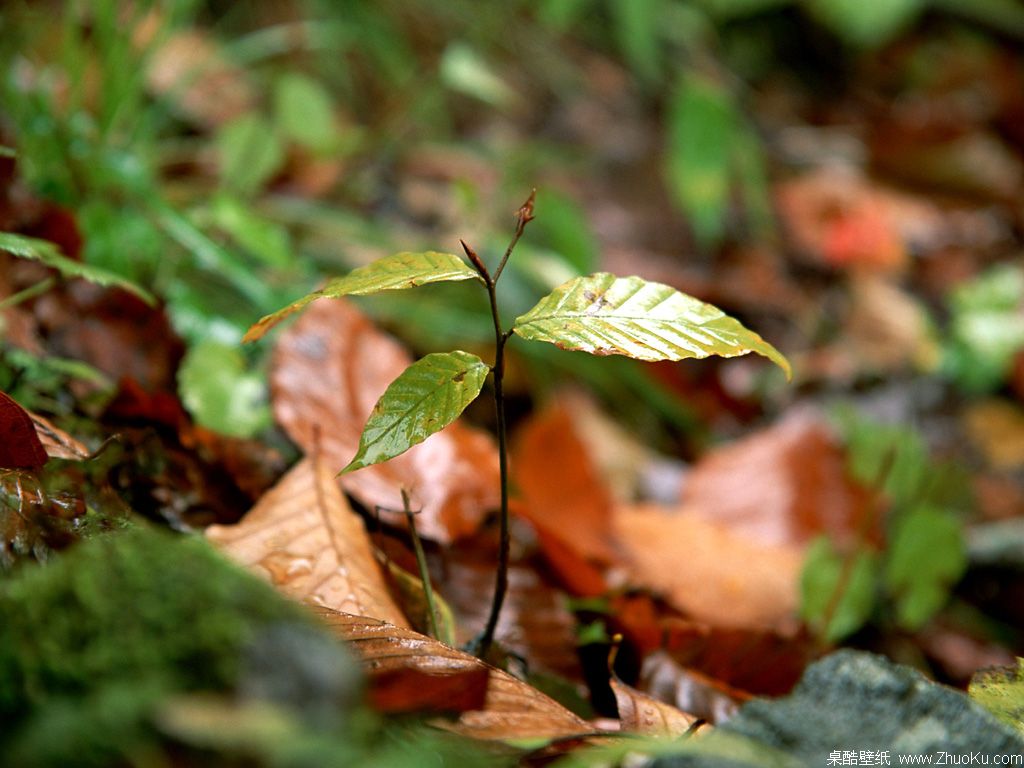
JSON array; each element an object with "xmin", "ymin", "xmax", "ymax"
[{"xmin": 245, "ymin": 192, "xmax": 791, "ymax": 657}]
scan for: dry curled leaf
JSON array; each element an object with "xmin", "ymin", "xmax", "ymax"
[
  {"xmin": 611, "ymin": 675, "xmax": 702, "ymax": 738},
  {"xmin": 271, "ymin": 299, "xmax": 499, "ymax": 543},
  {"xmin": 206, "ymin": 457, "xmax": 408, "ymax": 627},
  {"xmin": 29, "ymin": 411, "xmax": 90, "ymax": 461},
  {"xmin": 313, "ymin": 607, "xmax": 593, "ymax": 742}
]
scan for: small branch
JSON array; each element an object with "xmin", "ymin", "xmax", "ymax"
[
  {"xmin": 402, "ymin": 488, "xmax": 441, "ymax": 642},
  {"xmin": 493, "ymin": 189, "xmax": 536, "ymax": 283}
]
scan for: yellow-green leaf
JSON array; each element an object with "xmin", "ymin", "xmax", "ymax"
[
  {"xmin": 342, "ymin": 351, "xmax": 489, "ymax": 474},
  {"xmin": 512, "ymin": 272, "xmax": 791, "ymax": 377},
  {"xmin": 244, "ymin": 251, "xmax": 481, "ymax": 342}
]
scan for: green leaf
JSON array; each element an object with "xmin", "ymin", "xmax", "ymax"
[
  {"xmin": 800, "ymin": 537, "xmax": 877, "ymax": 643},
  {"xmin": 666, "ymin": 75, "xmax": 736, "ymax": 249},
  {"xmin": 969, "ymin": 658, "xmax": 1024, "ymax": 735},
  {"xmin": 609, "ymin": 0, "xmax": 662, "ymax": 83},
  {"xmin": 341, "ymin": 351, "xmax": 489, "ymax": 474},
  {"xmin": 177, "ymin": 340, "xmax": 270, "ymax": 439},
  {"xmin": 512, "ymin": 272, "xmax": 791, "ymax": 377},
  {"xmin": 804, "ymin": 0, "xmax": 925, "ymax": 48},
  {"xmin": 885, "ymin": 505, "xmax": 966, "ymax": 630},
  {"xmin": 273, "ymin": 73, "xmax": 337, "ymax": 153},
  {"xmin": 210, "ymin": 195, "xmax": 292, "ymax": 269},
  {"xmin": 439, "ymin": 43, "xmax": 519, "ymax": 109},
  {"xmin": 217, "ymin": 113, "xmax": 285, "ymax": 196},
  {"xmin": 0, "ymin": 232, "xmax": 155, "ymax": 305},
  {"xmin": 244, "ymin": 251, "xmax": 482, "ymax": 342}
]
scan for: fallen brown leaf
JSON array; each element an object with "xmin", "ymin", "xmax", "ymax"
[
  {"xmin": 271, "ymin": 299, "xmax": 499, "ymax": 543},
  {"xmin": 614, "ymin": 502, "xmax": 802, "ymax": 632},
  {"xmin": 314, "ymin": 607, "xmax": 594, "ymax": 742},
  {"xmin": 206, "ymin": 457, "xmax": 408, "ymax": 627}
]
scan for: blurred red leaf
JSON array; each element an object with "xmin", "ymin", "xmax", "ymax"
[
  {"xmin": 271, "ymin": 299, "xmax": 499, "ymax": 543},
  {"xmin": 0, "ymin": 391, "xmax": 47, "ymax": 470},
  {"xmin": 368, "ymin": 666, "xmax": 490, "ymax": 715}
]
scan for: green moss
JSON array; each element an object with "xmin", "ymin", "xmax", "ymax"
[{"xmin": 0, "ymin": 526, "xmax": 357, "ymax": 765}]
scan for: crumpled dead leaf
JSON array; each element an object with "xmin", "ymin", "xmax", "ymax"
[
  {"xmin": 271, "ymin": 299, "xmax": 499, "ymax": 543},
  {"xmin": 313, "ymin": 607, "xmax": 593, "ymax": 742},
  {"xmin": 207, "ymin": 457, "xmax": 408, "ymax": 627},
  {"xmin": 964, "ymin": 399, "xmax": 1024, "ymax": 470}
]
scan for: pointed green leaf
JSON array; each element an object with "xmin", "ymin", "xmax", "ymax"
[
  {"xmin": 512, "ymin": 272, "xmax": 791, "ymax": 377},
  {"xmin": 0, "ymin": 231, "xmax": 155, "ymax": 305},
  {"xmin": 244, "ymin": 251, "xmax": 482, "ymax": 342},
  {"xmin": 341, "ymin": 351, "xmax": 488, "ymax": 474}
]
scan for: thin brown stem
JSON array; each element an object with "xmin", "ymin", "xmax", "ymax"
[{"xmin": 467, "ymin": 192, "xmax": 536, "ymax": 659}]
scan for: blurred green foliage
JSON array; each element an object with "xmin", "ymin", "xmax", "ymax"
[{"xmin": 801, "ymin": 412, "xmax": 969, "ymax": 643}]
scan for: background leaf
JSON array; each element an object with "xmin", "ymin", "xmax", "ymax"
[
  {"xmin": 343, "ymin": 351, "xmax": 489, "ymax": 473},
  {"xmin": 270, "ymin": 300, "xmax": 498, "ymax": 543},
  {"xmin": 216, "ymin": 113, "xmax": 284, "ymax": 196},
  {"xmin": 513, "ymin": 272, "xmax": 790, "ymax": 376},
  {"xmin": 245, "ymin": 251, "xmax": 481, "ymax": 342},
  {"xmin": 0, "ymin": 232, "xmax": 155, "ymax": 305},
  {"xmin": 177, "ymin": 340, "xmax": 270, "ymax": 439},
  {"xmin": 884, "ymin": 505, "xmax": 967, "ymax": 630},
  {"xmin": 273, "ymin": 73, "xmax": 337, "ymax": 153},
  {"xmin": 800, "ymin": 537, "xmax": 877, "ymax": 643}
]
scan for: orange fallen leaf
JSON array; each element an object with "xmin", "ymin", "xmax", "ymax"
[
  {"xmin": 511, "ymin": 400, "xmax": 617, "ymax": 592},
  {"xmin": 271, "ymin": 299, "xmax": 499, "ymax": 543},
  {"xmin": 314, "ymin": 608, "xmax": 594, "ymax": 742},
  {"xmin": 206, "ymin": 457, "xmax": 408, "ymax": 627},
  {"xmin": 615, "ymin": 502, "xmax": 802, "ymax": 632}
]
